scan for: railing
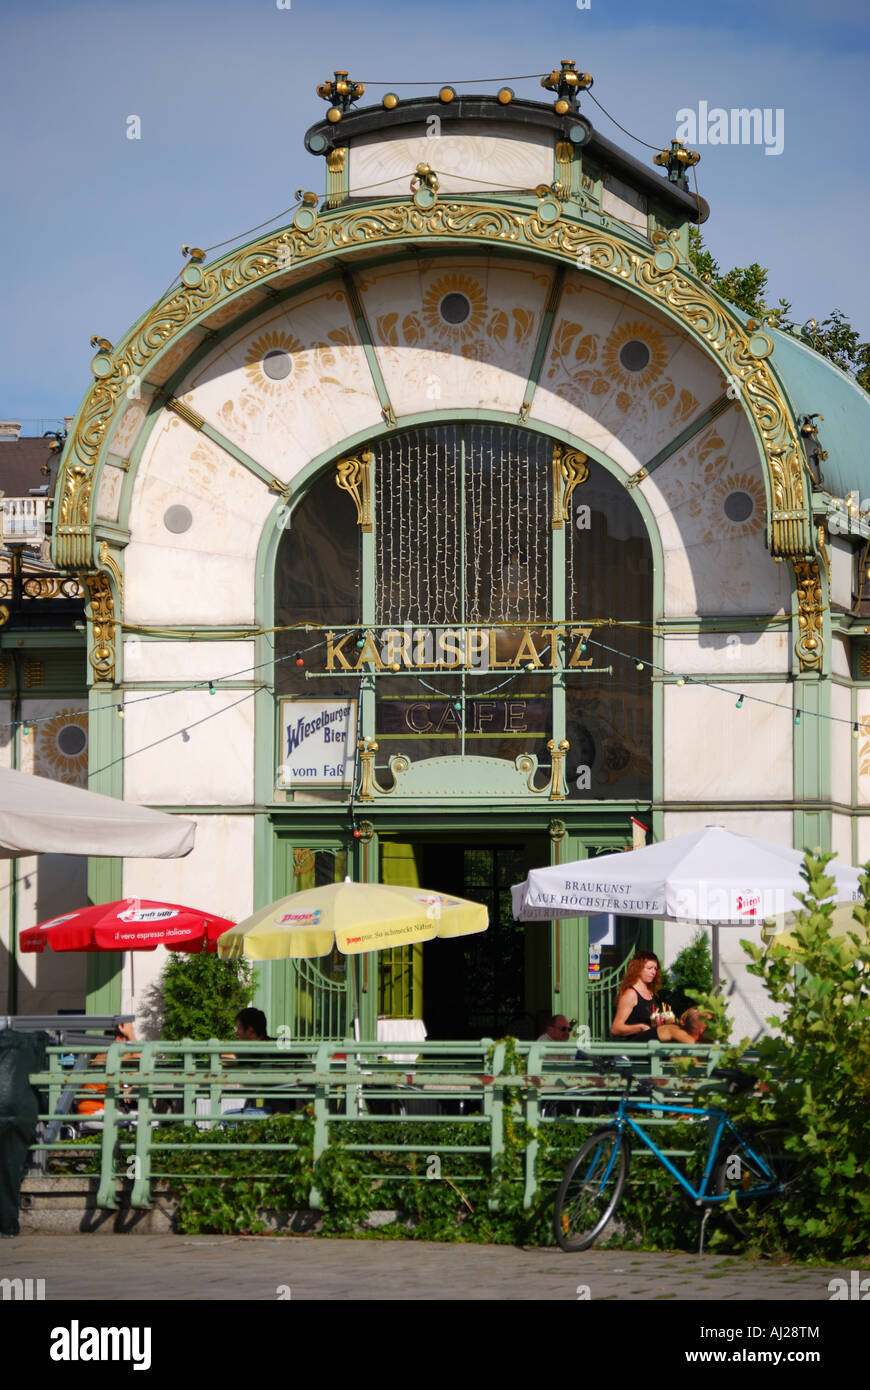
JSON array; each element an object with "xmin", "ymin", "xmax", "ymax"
[{"xmin": 27, "ymin": 1038, "xmax": 734, "ymax": 1219}]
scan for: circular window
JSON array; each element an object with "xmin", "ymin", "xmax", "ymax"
[
  {"xmin": 163, "ymin": 505, "xmax": 193, "ymax": 534},
  {"xmin": 618, "ymin": 340, "xmax": 651, "ymax": 372},
  {"xmin": 57, "ymin": 725, "xmax": 87, "ymax": 757},
  {"xmin": 263, "ymin": 349, "xmax": 293, "ymax": 380},
  {"xmin": 723, "ymin": 490, "xmax": 754, "ymax": 523},
  {"xmin": 439, "ymin": 292, "xmax": 471, "ymax": 325}
]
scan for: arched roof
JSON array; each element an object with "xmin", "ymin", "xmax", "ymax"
[{"xmin": 760, "ymin": 324, "xmax": 870, "ymax": 501}]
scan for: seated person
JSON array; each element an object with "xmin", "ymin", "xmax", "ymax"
[
  {"xmin": 536, "ymin": 1013, "xmax": 573, "ymax": 1043},
  {"xmin": 611, "ymin": 952, "xmax": 707, "ymax": 1045},
  {"xmin": 226, "ymin": 1009, "xmax": 294, "ymax": 1115},
  {"xmin": 76, "ymin": 1022, "xmax": 138, "ymax": 1119}
]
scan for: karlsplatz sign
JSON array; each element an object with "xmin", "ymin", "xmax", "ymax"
[
  {"xmin": 278, "ymin": 699, "xmax": 358, "ymax": 788},
  {"xmin": 324, "ymin": 626, "xmax": 594, "ymax": 672}
]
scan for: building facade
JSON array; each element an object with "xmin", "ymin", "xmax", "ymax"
[{"xmin": 7, "ymin": 66, "xmax": 870, "ymax": 1040}]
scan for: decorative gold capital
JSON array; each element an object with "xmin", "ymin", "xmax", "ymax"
[
  {"xmin": 546, "ymin": 739, "xmax": 571, "ymax": 800},
  {"xmin": 548, "ymin": 817, "xmax": 567, "ymax": 842},
  {"xmin": 336, "ymin": 448, "xmax": 372, "ymax": 530},
  {"xmin": 356, "ymin": 739, "xmax": 380, "ymax": 801},
  {"xmin": 82, "ymin": 569, "xmax": 118, "ymax": 684},
  {"xmin": 793, "ymin": 559, "xmax": 824, "ymax": 672},
  {"xmin": 356, "ymin": 819, "xmax": 375, "ymax": 843},
  {"xmin": 552, "ymin": 443, "xmax": 588, "ymax": 528}
]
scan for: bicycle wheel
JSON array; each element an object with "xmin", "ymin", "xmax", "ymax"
[
  {"xmin": 553, "ymin": 1127, "xmax": 628, "ymax": 1252},
  {"xmin": 713, "ymin": 1126, "xmax": 799, "ymax": 1241}
]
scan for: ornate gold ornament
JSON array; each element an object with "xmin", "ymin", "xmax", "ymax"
[
  {"xmin": 545, "ymin": 739, "xmax": 571, "ymax": 800},
  {"xmin": 335, "ymin": 448, "xmax": 372, "ymax": 530},
  {"xmin": 165, "ymin": 396, "xmax": 205, "ymax": 431},
  {"xmin": 410, "ymin": 163, "xmax": 439, "ymax": 212},
  {"xmin": 83, "ymin": 570, "xmax": 117, "ymax": 683},
  {"xmin": 552, "ymin": 442, "xmax": 589, "ymax": 528},
  {"xmin": 325, "ymin": 147, "xmax": 347, "ymax": 209},
  {"xmin": 793, "ymin": 559, "xmax": 824, "ymax": 672},
  {"xmin": 53, "ymin": 198, "xmax": 813, "ymax": 569},
  {"xmin": 356, "ymin": 739, "xmax": 379, "ymax": 802}
]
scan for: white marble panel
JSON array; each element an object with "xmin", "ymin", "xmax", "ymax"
[
  {"xmin": 528, "ymin": 392, "xmax": 642, "ymax": 476},
  {"xmin": 602, "ymin": 175, "xmax": 648, "ymax": 234},
  {"xmin": 857, "ymin": 816, "xmax": 870, "ymax": 865},
  {"xmin": 664, "ymin": 682, "xmax": 793, "ymax": 801},
  {"xmin": 358, "ymin": 259, "xmax": 551, "ymax": 418},
  {"xmin": 856, "ymin": 688, "xmax": 870, "ymax": 806},
  {"xmin": 541, "ymin": 275, "xmax": 724, "ymax": 464},
  {"xmin": 123, "ymin": 641, "xmax": 256, "ymax": 685},
  {"xmin": 96, "ymin": 463, "xmax": 125, "ymax": 522},
  {"xmin": 122, "ymin": 814, "xmax": 255, "ymax": 1037},
  {"xmin": 831, "ymin": 812, "xmax": 855, "ymax": 866},
  {"xmin": 175, "ymin": 286, "xmax": 382, "ymax": 483},
  {"xmin": 831, "ymin": 682, "xmax": 853, "ymax": 807},
  {"xmin": 12, "ymin": 853, "xmax": 89, "ymax": 1014},
  {"xmin": 662, "ymin": 809, "xmax": 795, "ymax": 842},
  {"xmin": 348, "ymin": 122, "xmax": 553, "ymax": 197},
  {"xmin": 828, "ymin": 537, "xmax": 853, "ymax": 611},
  {"xmin": 661, "ymin": 630, "xmax": 790, "ymax": 675},
  {"xmin": 107, "ymin": 394, "xmax": 152, "ymax": 458},
  {"xmin": 125, "ymin": 544, "xmax": 257, "ymax": 626},
  {"xmin": 121, "ymin": 690, "xmax": 255, "ymax": 805},
  {"xmin": 125, "ymin": 413, "xmax": 279, "ymax": 624},
  {"xmin": 832, "ymin": 634, "xmax": 851, "ymax": 678}
]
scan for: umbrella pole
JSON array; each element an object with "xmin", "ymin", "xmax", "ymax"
[{"xmin": 712, "ymin": 923, "xmax": 720, "ymax": 991}]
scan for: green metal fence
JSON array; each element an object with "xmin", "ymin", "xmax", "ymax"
[{"xmin": 28, "ymin": 1038, "xmax": 733, "ymax": 1218}]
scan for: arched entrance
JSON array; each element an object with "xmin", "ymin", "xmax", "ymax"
[{"xmin": 272, "ymin": 421, "xmax": 653, "ymax": 1037}]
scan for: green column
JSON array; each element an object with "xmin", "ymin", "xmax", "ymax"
[{"xmin": 86, "ymin": 687, "xmax": 123, "ymax": 1013}]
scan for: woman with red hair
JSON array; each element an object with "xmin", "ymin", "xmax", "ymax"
[{"xmin": 611, "ymin": 951, "xmax": 698, "ymax": 1044}]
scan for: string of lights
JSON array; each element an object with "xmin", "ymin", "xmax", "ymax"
[{"xmin": 7, "ymin": 620, "xmax": 869, "ymax": 756}]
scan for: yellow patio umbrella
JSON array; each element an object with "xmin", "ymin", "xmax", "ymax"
[
  {"xmin": 216, "ymin": 879, "xmax": 488, "ymax": 960},
  {"xmin": 761, "ymin": 901, "xmax": 869, "ymax": 956}
]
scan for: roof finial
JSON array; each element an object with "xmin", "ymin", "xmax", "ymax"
[{"xmin": 541, "ymin": 59, "xmax": 593, "ymax": 115}]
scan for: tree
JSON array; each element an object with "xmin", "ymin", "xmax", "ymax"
[
  {"xmin": 734, "ymin": 851, "xmax": 870, "ymax": 1258},
  {"xmin": 689, "ymin": 228, "xmax": 870, "ymax": 394}
]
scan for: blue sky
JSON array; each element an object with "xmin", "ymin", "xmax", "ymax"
[{"xmin": 2, "ymin": 0, "xmax": 868, "ymax": 425}]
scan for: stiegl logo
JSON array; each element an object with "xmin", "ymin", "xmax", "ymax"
[{"xmin": 49, "ymin": 1321, "xmax": 152, "ymax": 1371}]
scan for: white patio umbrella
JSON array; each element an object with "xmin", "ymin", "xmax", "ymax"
[
  {"xmin": 0, "ymin": 766, "xmax": 195, "ymax": 858},
  {"xmin": 513, "ymin": 826, "xmax": 864, "ymax": 986}
]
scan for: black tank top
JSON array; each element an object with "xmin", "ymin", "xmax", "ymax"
[{"xmin": 624, "ymin": 986, "xmax": 659, "ymax": 1042}]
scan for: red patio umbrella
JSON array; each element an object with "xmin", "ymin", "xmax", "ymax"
[{"xmin": 20, "ymin": 899, "xmax": 235, "ymax": 954}]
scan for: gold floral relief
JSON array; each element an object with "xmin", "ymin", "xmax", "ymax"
[
  {"xmin": 422, "ymin": 273, "xmax": 487, "ymax": 342},
  {"xmin": 600, "ymin": 320, "xmax": 668, "ymax": 390},
  {"xmin": 244, "ymin": 330, "xmax": 307, "ymax": 394},
  {"xmin": 34, "ymin": 709, "xmax": 89, "ymax": 788}
]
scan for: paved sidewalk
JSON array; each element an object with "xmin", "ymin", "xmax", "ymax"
[{"xmin": 0, "ymin": 1235, "xmax": 852, "ymax": 1300}]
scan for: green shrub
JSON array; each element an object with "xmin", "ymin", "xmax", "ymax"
[
  {"xmin": 159, "ymin": 949, "xmax": 255, "ymax": 1040},
  {"xmin": 732, "ymin": 850, "xmax": 870, "ymax": 1260}
]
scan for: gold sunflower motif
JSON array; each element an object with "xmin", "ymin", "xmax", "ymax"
[
  {"xmin": 601, "ymin": 321, "xmax": 669, "ymax": 390},
  {"xmin": 709, "ymin": 471, "xmax": 766, "ymax": 539},
  {"xmin": 34, "ymin": 710, "xmax": 89, "ymax": 787},
  {"xmin": 243, "ymin": 331, "xmax": 306, "ymax": 395},
  {"xmin": 421, "ymin": 274, "xmax": 487, "ymax": 344}
]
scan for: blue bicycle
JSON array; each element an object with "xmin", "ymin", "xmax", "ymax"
[{"xmin": 553, "ymin": 1055, "xmax": 795, "ymax": 1252}]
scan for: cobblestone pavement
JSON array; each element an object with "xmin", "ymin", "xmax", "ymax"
[{"xmin": 0, "ymin": 1234, "xmax": 854, "ymax": 1301}]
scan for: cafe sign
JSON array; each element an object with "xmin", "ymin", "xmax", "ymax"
[
  {"xmin": 324, "ymin": 626, "xmax": 594, "ymax": 672},
  {"xmin": 277, "ymin": 699, "xmax": 358, "ymax": 789}
]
